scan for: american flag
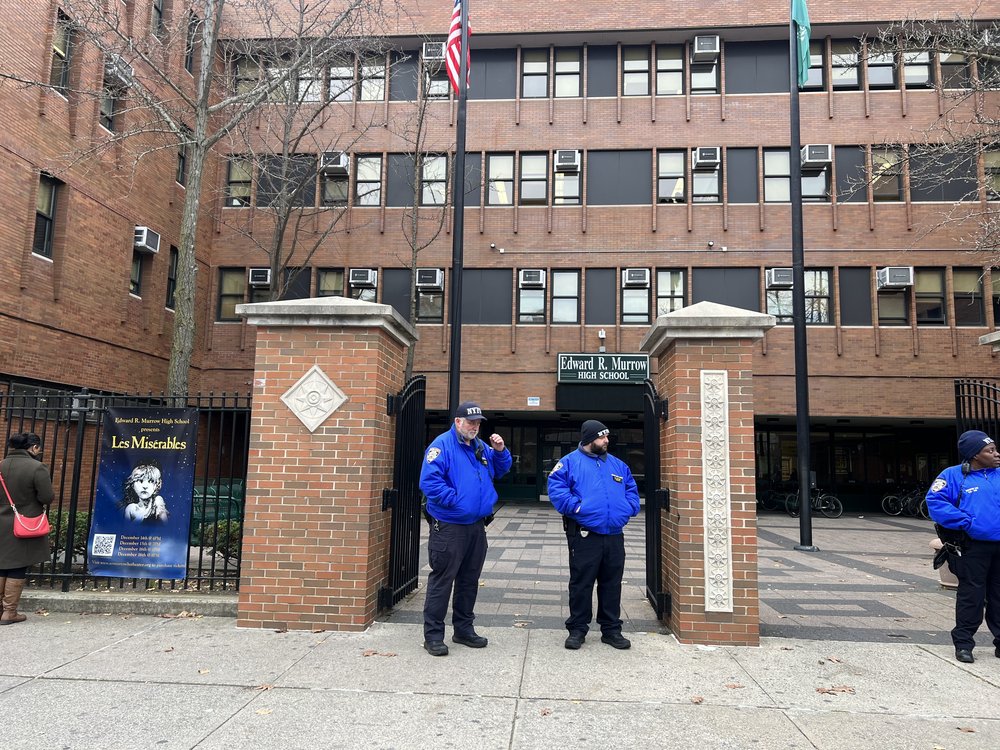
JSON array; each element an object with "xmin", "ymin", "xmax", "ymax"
[{"xmin": 445, "ymin": 0, "xmax": 470, "ymax": 95}]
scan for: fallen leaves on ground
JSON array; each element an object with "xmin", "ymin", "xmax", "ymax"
[
  {"xmin": 540, "ymin": 708, "xmax": 553, "ymax": 716},
  {"xmin": 816, "ymin": 685, "xmax": 855, "ymax": 695},
  {"xmin": 255, "ymin": 708, "xmax": 273, "ymax": 716},
  {"xmin": 254, "ymin": 684, "xmax": 274, "ymax": 691},
  {"xmin": 362, "ymin": 649, "xmax": 397, "ymax": 657},
  {"xmin": 162, "ymin": 647, "xmax": 175, "ymax": 653},
  {"xmin": 159, "ymin": 611, "xmax": 201, "ymax": 619},
  {"xmin": 724, "ymin": 683, "xmax": 745, "ymax": 690},
  {"xmin": 958, "ymin": 727, "xmax": 976, "ymax": 733},
  {"xmin": 197, "ymin": 669, "xmax": 210, "ymax": 675},
  {"xmin": 690, "ymin": 696, "xmax": 705, "ymax": 704}
]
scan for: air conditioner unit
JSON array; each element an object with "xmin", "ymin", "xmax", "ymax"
[
  {"xmin": 623, "ymin": 268, "xmax": 650, "ymax": 287},
  {"xmin": 691, "ymin": 35, "xmax": 721, "ymax": 62},
  {"xmin": 422, "ymin": 41, "xmax": 446, "ymax": 61},
  {"xmin": 320, "ymin": 151, "xmax": 349, "ymax": 175},
  {"xmin": 248, "ymin": 267, "xmax": 271, "ymax": 286},
  {"xmin": 349, "ymin": 268, "xmax": 377, "ymax": 287},
  {"xmin": 554, "ymin": 149, "xmax": 581, "ymax": 173},
  {"xmin": 801, "ymin": 144, "xmax": 833, "ymax": 170},
  {"xmin": 518, "ymin": 269, "xmax": 546, "ymax": 288},
  {"xmin": 765, "ymin": 268, "xmax": 794, "ymax": 289},
  {"xmin": 877, "ymin": 266, "xmax": 914, "ymax": 289},
  {"xmin": 133, "ymin": 226, "xmax": 161, "ymax": 254},
  {"xmin": 693, "ymin": 146, "xmax": 721, "ymax": 170},
  {"xmin": 415, "ymin": 268, "xmax": 444, "ymax": 289},
  {"xmin": 106, "ymin": 54, "xmax": 134, "ymax": 82}
]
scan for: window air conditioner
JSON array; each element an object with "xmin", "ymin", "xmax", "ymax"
[
  {"xmin": 106, "ymin": 54, "xmax": 134, "ymax": 82},
  {"xmin": 623, "ymin": 268, "xmax": 650, "ymax": 287},
  {"xmin": 554, "ymin": 149, "xmax": 581, "ymax": 173},
  {"xmin": 876, "ymin": 266, "xmax": 914, "ymax": 289},
  {"xmin": 248, "ymin": 268, "xmax": 271, "ymax": 286},
  {"xmin": 765, "ymin": 268, "xmax": 794, "ymax": 289},
  {"xmin": 320, "ymin": 152, "xmax": 349, "ymax": 175},
  {"xmin": 693, "ymin": 146, "xmax": 721, "ymax": 170},
  {"xmin": 422, "ymin": 41, "xmax": 446, "ymax": 61},
  {"xmin": 691, "ymin": 35, "xmax": 721, "ymax": 62},
  {"xmin": 518, "ymin": 269, "xmax": 546, "ymax": 288},
  {"xmin": 801, "ymin": 144, "xmax": 833, "ymax": 170},
  {"xmin": 349, "ymin": 268, "xmax": 378, "ymax": 287},
  {"xmin": 415, "ymin": 268, "xmax": 444, "ymax": 289},
  {"xmin": 133, "ymin": 226, "xmax": 161, "ymax": 254}
]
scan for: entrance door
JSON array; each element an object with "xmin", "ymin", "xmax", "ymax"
[{"xmin": 539, "ymin": 428, "xmax": 579, "ymax": 497}]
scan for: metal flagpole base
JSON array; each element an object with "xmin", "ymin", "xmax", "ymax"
[{"xmin": 794, "ymin": 544, "xmax": 820, "ymax": 552}]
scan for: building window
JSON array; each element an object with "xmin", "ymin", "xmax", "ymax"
[
  {"xmin": 554, "ymin": 48, "xmax": 581, "ymax": 97},
  {"xmin": 226, "ymin": 157, "xmax": 253, "ymax": 206},
  {"xmin": 417, "ymin": 283, "xmax": 444, "ymax": 322},
  {"xmin": 953, "ymin": 268, "xmax": 984, "ymax": 326},
  {"xmin": 656, "ymin": 45, "xmax": 683, "ymax": 95},
  {"xmin": 519, "ymin": 153, "xmax": 547, "ymax": 205},
  {"xmin": 129, "ymin": 250, "xmax": 144, "ymax": 296},
  {"xmin": 33, "ymin": 175, "xmax": 58, "ymax": 258},
  {"xmin": 553, "ymin": 169, "xmax": 580, "ymax": 205},
  {"xmin": 421, "ymin": 155, "xmax": 447, "ymax": 205},
  {"xmin": 176, "ymin": 134, "xmax": 189, "ymax": 186},
  {"xmin": 165, "ymin": 246, "xmax": 178, "ymax": 309},
  {"xmin": 551, "ymin": 270, "xmax": 580, "ymax": 323},
  {"xmin": 424, "ymin": 67, "xmax": 450, "ymax": 98},
  {"xmin": 830, "ymin": 41, "xmax": 859, "ymax": 89},
  {"xmin": 867, "ymin": 51, "xmax": 897, "ymax": 89},
  {"xmin": 802, "ymin": 164, "xmax": 831, "ymax": 202},
  {"xmin": 803, "ymin": 41, "xmax": 824, "ymax": 89},
  {"xmin": 99, "ymin": 61, "xmax": 126, "ymax": 131},
  {"xmin": 348, "ymin": 275, "xmax": 376, "ymax": 302},
  {"xmin": 298, "ymin": 68, "xmax": 322, "ymax": 102},
  {"xmin": 657, "ymin": 151, "xmax": 685, "ymax": 203},
  {"xmin": 622, "ymin": 46, "xmax": 650, "ymax": 96},
  {"xmin": 872, "ymin": 148, "xmax": 902, "ymax": 201},
  {"xmin": 151, "ymin": 0, "xmax": 165, "ymax": 37},
  {"xmin": 914, "ymin": 268, "xmax": 946, "ymax": 325},
  {"xmin": 360, "ymin": 55, "xmax": 385, "ymax": 101},
  {"xmin": 322, "ymin": 167, "xmax": 348, "ymax": 206},
  {"xmin": 184, "ymin": 13, "xmax": 199, "ymax": 74},
  {"xmin": 693, "ymin": 164, "xmax": 721, "ymax": 203},
  {"xmin": 690, "ymin": 61, "xmax": 719, "ymax": 94},
  {"xmin": 985, "ymin": 151, "xmax": 1000, "ymax": 200},
  {"xmin": 621, "ymin": 270, "xmax": 651, "ymax": 324},
  {"xmin": 902, "ymin": 50, "xmax": 932, "ymax": 88},
  {"xmin": 355, "ymin": 155, "xmax": 382, "ymax": 205},
  {"xmin": 317, "ymin": 269, "xmax": 344, "ymax": 297},
  {"xmin": 522, "ymin": 49, "xmax": 548, "ymax": 98},
  {"xmin": 940, "ymin": 52, "xmax": 969, "ymax": 89},
  {"xmin": 763, "ymin": 149, "xmax": 791, "ymax": 202},
  {"xmin": 518, "ymin": 273, "xmax": 546, "ymax": 324},
  {"xmin": 233, "ymin": 56, "xmax": 260, "ymax": 94},
  {"xmin": 992, "ymin": 270, "xmax": 1000, "ymax": 325},
  {"xmin": 50, "ymin": 11, "xmax": 73, "ymax": 94},
  {"xmin": 330, "ymin": 61, "xmax": 354, "ymax": 100},
  {"xmin": 878, "ymin": 289, "xmax": 909, "ymax": 325},
  {"xmin": 487, "ymin": 154, "xmax": 514, "ymax": 205},
  {"xmin": 766, "ymin": 269, "xmax": 832, "ymax": 324},
  {"xmin": 656, "ymin": 269, "xmax": 685, "ymax": 315},
  {"xmin": 217, "ymin": 268, "xmax": 245, "ymax": 320}
]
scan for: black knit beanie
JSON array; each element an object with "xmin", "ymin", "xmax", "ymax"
[{"xmin": 580, "ymin": 420, "xmax": 609, "ymax": 446}]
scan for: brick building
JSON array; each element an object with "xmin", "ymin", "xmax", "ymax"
[{"xmin": 2, "ymin": 1, "xmax": 999, "ymax": 510}]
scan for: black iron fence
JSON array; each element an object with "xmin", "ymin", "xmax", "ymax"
[
  {"xmin": 1, "ymin": 381, "xmax": 251, "ymax": 591},
  {"xmin": 955, "ymin": 379, "xmax": 1000, "ymax": 439}
]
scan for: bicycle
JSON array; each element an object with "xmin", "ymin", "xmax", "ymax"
[
  {"xmin": 785, "ymin": 488, "xmax": 844, "ymax": 519},
  {"xmin": 881, "ymin": 487, "xmax": 929, "ymax": 519}
]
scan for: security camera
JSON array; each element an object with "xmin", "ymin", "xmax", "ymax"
[
  {"xmin": 707, "ymin": 240, "xmax": 715, "ymax": 248},
  {"xmin": 490, "ymin": 243, "xmax": 496, "ymax": 249},
  {"xmin": 598, "ymin": 328, "xmax": 607, "ymax": 339}
]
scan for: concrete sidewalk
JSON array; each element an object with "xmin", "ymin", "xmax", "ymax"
[{"xmin": 2, "ymin": 613, "xmax": 1000, "ymax": 749}]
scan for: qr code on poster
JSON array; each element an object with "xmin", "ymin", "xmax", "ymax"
[{"xmin": 91, "ymin": 534, "xmax": 116, "ymax": 557}]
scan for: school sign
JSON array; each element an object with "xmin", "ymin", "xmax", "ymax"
[{"xmin": 557, "ymin": 353, "xmax": 649, "ymax": 384}]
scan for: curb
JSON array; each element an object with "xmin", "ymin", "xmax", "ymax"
[{"xmin": 21, "ymin": 589, "xmax": 238, "ymax": 618}]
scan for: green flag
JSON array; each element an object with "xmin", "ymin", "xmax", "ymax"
[{"xmin": 792, "ymin": 0, "xmax": 811, "ymax": 88}]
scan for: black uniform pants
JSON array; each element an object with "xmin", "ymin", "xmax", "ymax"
[
  {"xmin": 952, "ymin": 538, "xmax": 1000, "ymax": 651},
  {"xmin": 423, "ymin": 519, "xmax": 488, "ymax": 642},
  {"xmin": 565, "ymin": 528, "xmax": 625, "ymax": 637}
]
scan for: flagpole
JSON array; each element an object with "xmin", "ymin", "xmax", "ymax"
[
  {"xmin": 447, "ymin": 0, "xmax": 470, "ymax": 416},
  {"xmin": 790, "ymin": 0, "xmax": 817, "ymax": 551}
]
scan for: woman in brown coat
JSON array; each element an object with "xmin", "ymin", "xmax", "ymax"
[{"xmin": 0, "ymin": 432, "xmax": 53, "ymax": 625}]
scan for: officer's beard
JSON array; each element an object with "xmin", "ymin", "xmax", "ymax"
[{"xmin": 589, "ymin": 442, "xmax": 608, "ymax": 456}]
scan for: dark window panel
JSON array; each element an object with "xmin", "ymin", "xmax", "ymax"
[
  {"xmin": 585, "ymin": 268, "xmax": 615, "ymax": 324},
  {"xmin": 468, "ymin": 49, "xmax": 516, "ymax": 100},
  {"xmin": 389, "ymin": 50, "xmax": 419, "ymax": 101},
  {"xmin": 724, "ymin": 41, "xmax": 789, "ymax": 94},
  {"xmin": 464, "ymin": 152, "xmax": 481, "ymax": 207},
  {"xmin": 839, "ymin": 268, "xmax": 872, "ymax": 326},
  {"xmin": 281, "ymin": 268, "xmax": 312, "ymax": 300},
  {"xmin": 692, "ymin": 268, "xmax": 760, "ymax": 311},
  {"xmin": 586, "ymin": 45, "xmax": 617, "ymax": 97},
  {"xmin": 586, "ymin": 150, "xmax": 652, "ymax": 205},
  {"xmin": 726, "ymin": 148, "xmax": 758, "ymax": 203},
  {"xmin": 462, "ymin": 269, "xmax": 512, "ymax": 323},
  {"xmin": 386, "ymin": 154, "xmax": 416, "ymax": 207},
  {"xmin": 835, "ymin": 146, "xmax": 867, "ymax": 203},
  {"xmin": 382, "ymin": 268, "xmax": 412, "ymax": 319},
  {"xmin": 908, "ymin": 147, "xmax": 978, "ymax": 202}
]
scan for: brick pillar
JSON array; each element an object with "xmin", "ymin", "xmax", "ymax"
[
  {"xmin": 640, "ymin": 301, "xmax": 775, "ymax": 646},
  {"xmin": 234, "ymin": 297, "xmax": 417, "ymax": 631}
]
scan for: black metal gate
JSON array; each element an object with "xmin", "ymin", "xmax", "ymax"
[
  {"xmin": 955, "ymin": 379, "xmax": 1000, "ymax": 438},
  {"xmin": 0, "ymin": 382, "xmax": 251, "ymax": 591},
  {"xmin": 379, "ymin": 375, "xmax": 427, "ymax": 610},
  {"xmin": 643, "ymin": 378, "xmax": 670, "ymax": 620}
]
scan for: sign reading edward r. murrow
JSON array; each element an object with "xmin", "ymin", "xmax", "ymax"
[{"xmin": 557, "ymin": 353, "xmax": 649, "ymax": 384}]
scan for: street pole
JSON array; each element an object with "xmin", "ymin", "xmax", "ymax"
[
  {"xmin": 789, "ymin": 4, "xmax": 817, "ymax": 551},
  {"xmin": 446, "ymin": 0, "xmax": 471, "ymax": 416}
]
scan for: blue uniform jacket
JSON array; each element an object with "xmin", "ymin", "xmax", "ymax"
[
  {"xmin": 547, "ymin": 447, "xmax": 640, "ymax": 535},
  {"xmin": 926, "ymin": 464, "xmax": 1000, "ymax": 542},
  {"xmin": 419, "ymin": 425, "xmax": 512, "ymax": 525}
]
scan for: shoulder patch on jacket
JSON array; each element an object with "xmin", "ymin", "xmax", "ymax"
[
  {"xmin": 930, "ymin": 478, "xmax": 946, "ymax": 492},
  {"xmin": 426, "ymin": 448, "xmax": 441, "ymax": 463},
  {"xmin": 550, "ymin": 461, "xmax": 563, "ymax": 473}
]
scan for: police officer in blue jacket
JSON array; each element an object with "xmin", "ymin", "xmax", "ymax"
[
  {"xmin": 547, "ymin": 420, "xmax": 640, "ymax": 650},
  {"xmin": 419, "ymin": 401, "xmax": 512, "ymax": 656},
  {"xmin": 926, "ymin": 429, "xmax": 1000, "ymax": 664}
]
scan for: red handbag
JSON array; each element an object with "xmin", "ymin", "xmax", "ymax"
[{"xmin": 0, "ymin": 469, "xmax": 50, "ymax": 539}]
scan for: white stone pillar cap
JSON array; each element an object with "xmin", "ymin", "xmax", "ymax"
[{"xmin": 640, "ymin": 301, "xmax": 776, "ymax": 357}]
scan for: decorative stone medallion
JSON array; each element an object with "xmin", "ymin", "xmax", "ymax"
[
  {"xmin": 280, "ymin": 365, "xmax": 347, "ymax": 432},
  {"xmin": 700, "ymin": 369, "xmax": 733, "ymax": 612}
]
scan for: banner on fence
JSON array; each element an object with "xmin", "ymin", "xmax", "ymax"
[{"xmin": 88, "ymin": 407, "xmax": 198, "ymax": 579}]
